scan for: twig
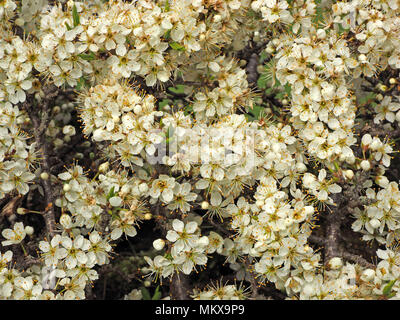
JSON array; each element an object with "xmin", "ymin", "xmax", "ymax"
[
  {"xmin": 23, "ymin": 87, "xmax": 60, "ymax": 238},
  {"xmin": 170, "ymin": 273, "xmax": 191, "ymax": 300},
  {"xmin": 342, "ymin": 252, "xmax": 376, "ymax": 269}
]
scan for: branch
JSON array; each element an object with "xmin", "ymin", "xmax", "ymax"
[
  {"xmin": 153, "ymin": 203, "xmax": 192, "ymax": 300},
  {"xmin": 342, "ymin": 252, "xmax": 376, "ymax": 269},
  {"xmin": 169, "ymin": 273, "xmax": 191, "ymax": 300},
  {"xmin": 23, "ymin": 88, "xmax": 60, "ymax": 238}
]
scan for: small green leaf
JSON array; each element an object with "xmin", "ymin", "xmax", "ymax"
[
  {"xmin": 284, "ymin": 83, "xmax": 292, "ymax": 95},
  {"xmin": 169, "ymin": 42, "xmax": 185, "ymax": 51},
  {"xmin": 78, "ymin": 52, "xmax": 95, "ymax": 61},
  {"xmin": 383, "ymin": 280, "xmax": 397, "ymax": 297},
  {"xmin": 106, "ymin": 186, "xmax": 116, "ymax": 201},
  {"xmin": 141, "ymin": 287, "xmax": 151, "ymax": 300},
  {"xmin": 257, "ymin": 76, "xmax": 267, "ymax": 90},
  {"xmin": 168, "ymin": 84, "xmax": 185, "ymax": 94},
  {"xmin": 152, "ymin": 286, "xmax": 162, "ymax": 300},
  {"xmin": 164, "ymin": 30, "xmax": 171, "ymax": 40},
  {"xmin": 164, "ymin": 0, "xmax": 170, "ymax": 12},
  {"xmin": 65, "ymin": 22, "xmax": 72, "ymax": 31},
  {"xmin": 76, "ymin": 77, "xmax": 85, "ymax": 91},
  {"xmin": 72, "ymin": 5, "xmax": 80, "ymax": 27}
]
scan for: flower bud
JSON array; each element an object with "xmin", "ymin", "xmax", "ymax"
[
  {"xmin": 360, "ymin": 160, "xmax": 371, "ymax": 171},
  {"xmin": 25, "ymin": 226, "xmax": 34, "ymax": 236},
  {"xmin": 144, "ymin": 213, "xmax": 152, "ymax": 220},
  {"xmin": 153, "ymin": 239, "xmax": 165, "ymax": 251},
  {"xmin": 133, "ymin": 104, "xmax": 142, "ymax": 114},
  {"xmin": 328, "ymin": 257, "xmax": 343, "ymax": 270},
  {"xmin": 361, "ymin": 134, "xmax": 372, "ymax": 146},
  {"xmin": 63, "ymin": 184, "xmax": 71, "ymax": 192},
  {"xmin": 344, "ymin": 169, "xmax": 354, "ymax": 180},
  {"xmin": 144, "ymin": 280, "xmax": 151, "ymax": 287},
  {"xmin": 361, "ymin": 269, "xmax": 375, "ymax": 281},
  {"xmin": 40, "ymin": 172, "xmax": 49, "ymax": 180},
  {"xmin": 201, "ymin": 201, "xmax": 209, "ymax": 210},
  {"xmin": 62, "ymin": 125, "xmax": 76, "ymax": 136},
  {"xmin": 316, "ymin": 29, "xmax": 326, "ymax": 39},
  {"xmin": 17, "ymin": 208, "xmax": 28, "ymax": 215}
]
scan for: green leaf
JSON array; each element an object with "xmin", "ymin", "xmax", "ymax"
[
  {"xmin": 164, "ymin": 0, "xmax": 170, "ymax": 12},
  {"xmin": 383, "ymin": 280, "xmax": 397, "ymax": 297},
  {"xmin": 65, "ymin": 22, "xmax": 72, "ymax": 31},
  {"xmin": 169, "ymin": 42, "xmax": 185, "ymax": 51},
  {"xmin": 168, "ymin": 84, "xmax": 185, "ymax": 94},
  {"xmin": 106, "ymin": 186, "xmax": 116, "ymax": 201},
  {"xmin": 164, "ymin": 29, "xmax": 171, "ymax": 40},
  {"xmin": 76, "ymin": 77, "xmax": 86, "ymax": 91},
  {"xmin": 257, "ymin": 75, "xmax": 267, "ymax": 90},
  {"xmin": 78, "ymin": 52, "xmax": 95, "ymax": 61},
  {"xmin": 284, "ymin": 83, "xmax": 292, "ymax": 96},
  {"xmin": 152, "ymin": 286, "xmax": 162, "ymax": 300},
  {"xmin": 141, "ymin": 287, "xmax": 151, "ymax": 300},
  {"xmin": 72, "ymin": 4, "xmax": 80, "ymax": 27}
]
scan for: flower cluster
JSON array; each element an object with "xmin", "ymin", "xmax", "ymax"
[{"xmin": 1, "ymin": 0, "xmax": 400, "ymax": 301}]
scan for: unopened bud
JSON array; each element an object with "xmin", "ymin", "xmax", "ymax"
[
  {"xmin": 17, "ymin": 208, "xmax": 28, "ymax": 215},
  {"xmin": 344, "ymin": 169, "xmax": 354, "ymax": 180},
  {"xmin": 328, "ymin": 257, "xmax": 343, "ymax": 270},
  {"xmin": 25, "ymin": 226, "xmax": 34, "ymax": 236},
  {"xmin": 153, "ymin": 239, "xmax": 165, "ymax": 251},
  {"xmin": 361, "ymin": 269, "xmax": 375, "ymax": 281},
  {"xmin": 144, "ymin": 213, "xmax": 152, "ymax": 220},
  {"xmin": 62, "ymin": 125, "xmax": 76, "ymax": 136},
  {"xmin": 360, "ymin": 160, "xmax": 371, "ymax": 171},
  {"xmin": 40, "ymin": 172, "xmax": 49, "ymax": 180},
  {"xmin": 201, "ymin": 201, "xmax": 209, "ymax": 210}
]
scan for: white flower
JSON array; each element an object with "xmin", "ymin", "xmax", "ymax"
[
  {"xmin": 166, "ymin": 219, "xmax": 198, "ymax": 255},
  {"xmin": 1, "ymin": 222, "xmax": 27, "ymax": 246},
  {"xmin": 149, "ymin": 175, "xmax": 176, "ymax": 203}
]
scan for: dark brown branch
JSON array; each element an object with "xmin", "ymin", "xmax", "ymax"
[{"xmin": 23, "ymin": 87, "xmax": 60, "ymax": 238}]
